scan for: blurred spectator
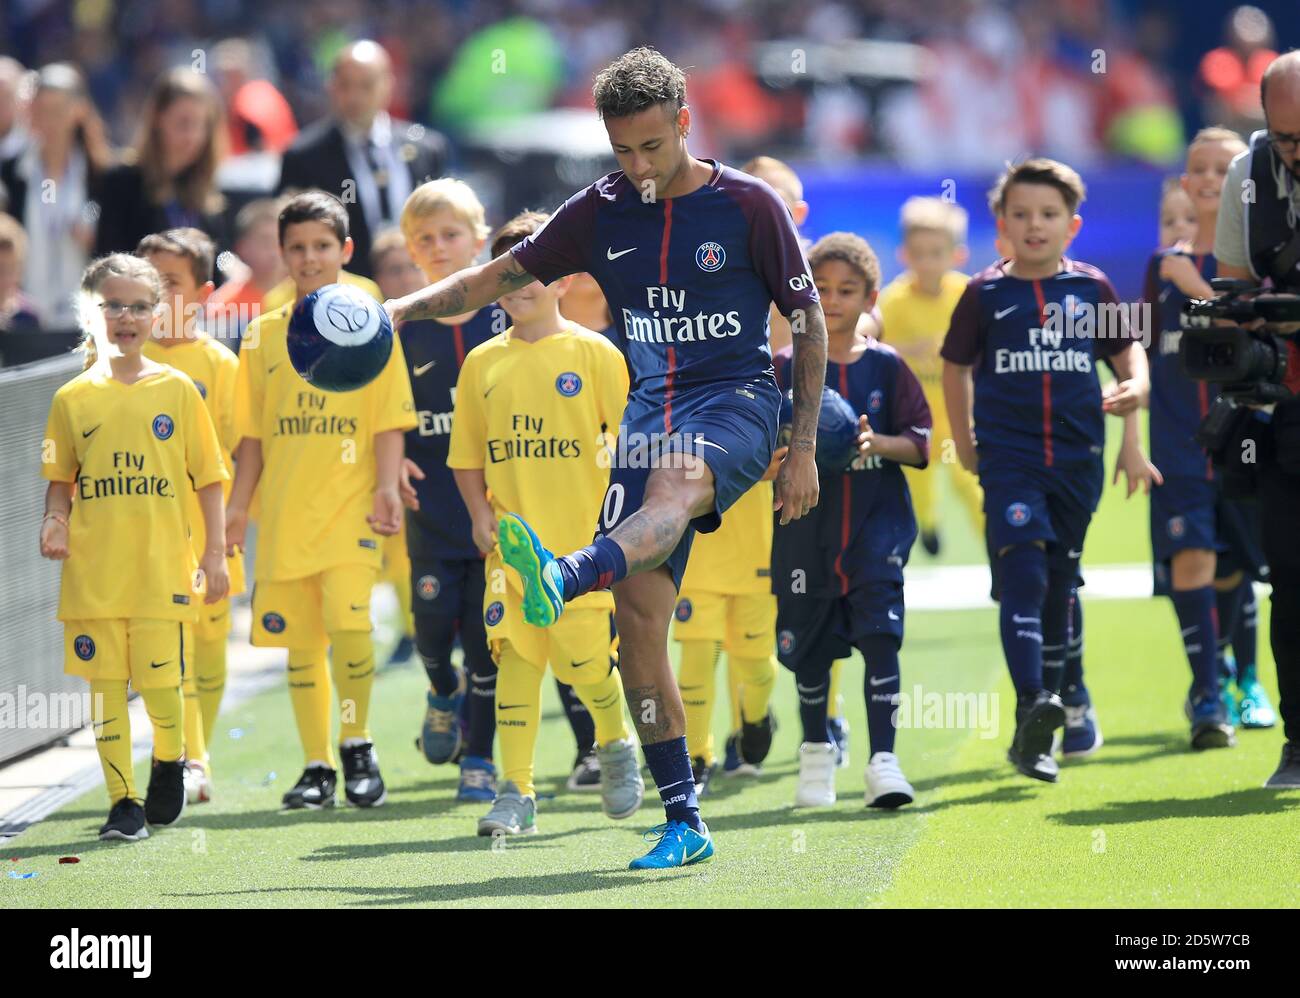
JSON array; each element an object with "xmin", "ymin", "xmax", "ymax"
[
  {"xmin": 370, "ymin": 227, "xmax": 425, "ymax": 302},
  {"xmin": 214, "ymin": 38, "xmax": 297, "ymax": 157},
  {"xmin": 431, "ymin": 16, "xmax": 564, "ymax": 132},
  {"xmin": 0, "ymin": 212, "xmax": 41, "ymax": 331},
  {"xmin": 208, "ymin": 197, "xmax": 285, "ymax": 347},
  {"xmin": 277, "ymin": 40, "xmax": 447, "ymax": 280},
  {"xmin": 0, "ymin": 57, "xmax": 29, "ymax": 162},
  {"xmin": 1, "ymin": 64, "xmax": 111, "ymax": 327},
  {"xmin": 1198, "ymin": 5, "xmax": 1277, "ymax": 136},
  {"xmin": 93, "ymin": 67, "xmax": 227, "ymax": 257}
]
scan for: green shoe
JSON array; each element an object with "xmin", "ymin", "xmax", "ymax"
[
  {"xmin": 498, "ymin": 513, "xmax": 565, "ymax": 627},
  {"xmin": 1220, "ymin": 676, "xmax": 1240, "ymax": 727},
  {"xmin": 1237, "ymin": 666, "xmax": 1277, "ymax": 729}
]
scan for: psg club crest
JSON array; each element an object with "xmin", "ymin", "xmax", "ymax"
[
  {"xmin": 868, "ymin": 389, "xmax": 884, "ymax": 414},
  {"xmin": 1168, "ymin": 516, "xmax": 1186, "ymax": 539},
  {"xmin": 674, "ymin": 599, "xmax": 693, "ymax": 622},
  {"xmin": 152, "ymin": 413, "xmax": 175, "ymax": 440},
  {"xmin": 74, "ymin": 634, "xmax": 95, "ymax": 661},
  {"xmin": 485, "ymin": 601, "xmax": 505, "ymax": 627},
  {"xmin": 778, "ymin": 629, "xmax": 796, "ymax": 656},
  {"xmin": 695, "ymin": 241, "xmax": 725, "ymax": 273},
  {"xmin": 556, "ymin": 372, "xmax": 582, "ymax": 397},
  {"xmin": 262, "ymin": 612, "xmax": 286, "ymax": 634},
  {"xmin": 417, "ymin": 575, "xmax": 440, "ymax": 601},
  {"xmin": 1006, "ymin": 502, "xmax": 1031, "ymax": 527}
]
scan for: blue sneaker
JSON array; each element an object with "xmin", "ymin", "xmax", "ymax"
[
  {"xmin": 1190, "ymin": 693, "xmax": 1236, "ymax": 751},
  {"xmin": 827, "ymin": 716, "xmax": 850, "ymax": 768},
  {"xmin": 498, "ymin": 514, "xmax": 565, "ymax": 627},
  {"xmin": 628, "ymin": 820, "xmax": 715, "ymax": 870},
  {"xmin": 1237, "ymin": 665, "xmax": 1277, "ymax": 729},
  {"xmin": 417, "ymin": 672, "xmax": 465, "ymax": 765},
  {"xmin": 1061, "ymin": 691, "xmax": 1103, "ymax": 758},
  {"xmin": 457, "ymin": 755, "xmax": 497, "ymax": 802}
]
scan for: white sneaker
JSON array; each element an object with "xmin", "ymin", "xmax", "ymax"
[
  {"xmin": 795, "ymin": 742, "xmax": 837, "ymax": 807},
  {"xmin": 865, "ymin": 751, "xmax": 913, "ymax": 809},
  {"xmin": 183, "ymin": 760, "xmax": 212, "ymax": 804}
]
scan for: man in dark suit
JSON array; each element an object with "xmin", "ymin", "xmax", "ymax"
[{"xmin": 277, "ymin": 40, "xmax": 448, "ymax": 279}]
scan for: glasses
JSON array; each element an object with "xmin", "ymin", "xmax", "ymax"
[{"xmin": 99, "ymin": 300, "xmax": 157, "ymax": 320}]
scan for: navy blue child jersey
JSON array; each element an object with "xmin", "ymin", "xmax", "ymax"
[
  {"xmin": 940, "ymin": 258, "xmax": 1133, "ymax": 470},
  {"xmin": 400, "ymin": 306, "xmax": 503, "ymax": 561},
  {"xmin": 770, "ymin": 338, "xmax": 931, "ymax": 599}
]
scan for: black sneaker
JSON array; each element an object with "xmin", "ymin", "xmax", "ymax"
[
  {"xmin": 281, "ymin": 765, "xmax": 338, "ymax": 810},
  {"xmin": 691, "ymin": 755, "xmax": 716, "ymax": 798},
  {"xmin": 144, "ymin": 758, "xmax": 186, "ymax": 827},
  {"xmin": 1264, "ymin": 740, "xmax": 1300, "ymax": 788},
  {"xmin": 740, "ymin": 710, "xmax": 777, "ymax": 766},
  {"xmin": 1190, "ymin": 693, "xmax": 1235, "ymax": 751},
  {"xmin": 99, "ymin": 797, "xmax": 149, "ymax": 842},
  {"xmin": 1009, "ymin": 691, "xmax": 1064, "ymax": 782},
  {"xmin": 340, "ymin": 742, "xmax": 387, "ymax": 807},
  {"xmin": 920, "ymin": 530, "xmax": 941, "ymax": 557},
  {"xmin": 566, "ymin": 748, "xmax": 601, "ymax": 792}
]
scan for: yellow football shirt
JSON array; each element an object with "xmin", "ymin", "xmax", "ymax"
[
  {"xmin": 877, "ymin": 269, "xmax": 968, "ymax": 399},
  {"xmin": 144, "ymin": 334, "xmax": 246, "ymax": 593},
  {"xmin": 679, "ymin": 479, "xmax": 774, "ymax": 596},
  {"xmin": 42, "ymin": 366, "xmax": 227, "ymax": 621},
  {"xmin": 262, "ymin": 270, "xmax": 382, "ymax": 313},
  {"xmin": 234, "ymin": 302, "xmax": 418, "ymax": 582},
  {"xmin": 447, "ymin": 323, "xmax": 627, "ymax": 611}
]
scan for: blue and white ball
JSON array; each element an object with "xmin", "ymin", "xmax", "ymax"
[
  {"xmin": 777, "ymin": 385, "xmax": 861, "ymax": 474},
  {"xmin": 287, "ymin": 283, "xmax": 393, "ymax": 392}
]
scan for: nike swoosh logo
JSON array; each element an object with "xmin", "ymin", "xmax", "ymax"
[
  {"xmin": 994, "ymin": 305, "xmax": 1018, "ymax": 320},
  {"xmin": 208, "ymin": 615, "xmax": 224, "ymax": 623},
  {"xmin": 268, "ymin": 363, "xmax": 282, "ymax": 374},
  {"xmin": 679, "ymin": 684, "xmax": 702, "ymax": 691},
  {"xmin": 82, "ymin": 425, "xmax": 100, "ymax": 438},
  {"xmin": 346, "ymin": 660, "xmax": 371, "ymax": 669},
  {"xmin": 483, "ymin": 384, "xmax": 497, "ymax": 398},
  {"xmin": 350, "ymin": 603, "xmax": 366, "ymax": 611},
  {"xmin": 570, "ymin": 658, "xmax": 593, "ymax": 669},
  {"xmin": 683, "ymin": 839, "xmax": 710, "ymax": 863},
  {"xmin": 869, "ymin": 674, "xmax": 899, "ymax": 687},
  {"xmin": 288, "ymin": 663, "xmax": 311, "ymax": 672},
  {"xmin": 1067, "ymin": 549, "xmax": 1083, "ymax": 559},
  {"xmin": 413, "ymin": 360, "xmax": 436, "ymax": 376},
  {"xmin": 92, "ymin": 716, "xmax": 117, "ymax": 728},
  {"xmin": 498, "ymin": 703, "xmax": 528, "ymax": 710},
  {"xmin": 697, "ymin": 439, "xmax": 728, "ymax": 454},
  {"xmin": 470, "ymin": 673, "xmax": 494, "ymax": 682},
  {"xmin": 150, "ymin": 660, "xmax": 171, "ymax": 669},
  {"xmin": 606, "ymin": 246, "xmax": 636, "ymax": 260},
  {"xmin": 1011, "ymin": 614, "xmax": 1039, "ymax": 625},
  {"xmin": 1181, "ymin": 626, "xmax": 1198, "ymax": 636},
  {"xmin": 743, "ymin": 632, "xmax": 764, "ymax": 640},
  {"xmin": 887, "ymin": 610, "xmax": 900, "ymax": 621}
]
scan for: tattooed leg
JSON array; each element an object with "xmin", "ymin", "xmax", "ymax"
[
  {"xmin": 613, "ymin": 567, "xmax": 685, "ymax": 743},
  {"xmin": 607, "ymin": 460, "xmax": 715, "ymax": 576}
]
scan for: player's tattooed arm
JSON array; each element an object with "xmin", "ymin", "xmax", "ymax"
[
  {"xmin": 387, "ymin": 253, "xmax": 534, "ymax": 323},
  {"xmin": 774, "ymin": 303, "xmax": 826, "ymax": 524}
]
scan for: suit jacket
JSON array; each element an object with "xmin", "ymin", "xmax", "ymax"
[{"xmin": 276, "ymin": 116, "xmax": 448, "ymax": 278}]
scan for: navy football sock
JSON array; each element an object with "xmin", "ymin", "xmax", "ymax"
[
  {"xmin": 796, "ymin": 667, "xmax": 832, "ymax": 744},
  {"xmin": 1041, "ymin": 568, "xmax": 1073, "ymax": 696},
  {"xmin": 555, "ymin": 679, "xmax": 595, "ymax": 755},
  {"xmin": 1214, "ymin": 581, "xmax": 1245, "ymax": 681},
  {"xmin": 642, "ymin": 737, "xmax": 701, "ymax": 831},
  {"xmin": 557, "ymin": 536, "xmax": 628, "ymax": 600},
  {"xmin": 1233, "ymin": 580, "xmax": 1258, "ymax": 674},
  {"xmin": 997, "ymin": 545, "xmax": 1048, "ymax": 697},
  {"xmin": 857, "ymin": 634, "xmax": 900, "ymax": 756},
  {"xmin": 414, "ymin": 614, "xmax": 460, "ymax": 697},
  {"xmin": 464, "ymin": 659, "xmax": 498, "ymax": 759},
  {"xmin": 1171, "ymin": 586, "xmax": 1218, "ymax": 698},
  {"xmin": 1062, "ymin": 589, "xmax": 1085, "ymax": 703}
]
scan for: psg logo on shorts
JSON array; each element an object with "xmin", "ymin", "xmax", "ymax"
[
  {"xmin": 868, "ymin": 389, "xmax": 884, "ymax": 414},
  {"xmin": 74, "ymin": 634, "xmax": 95, "ymax": 660},
  {"xmin": 262, "ymin": 612, "xmax": 286, "ymax": 634},
  {"xmin": 556, "ymin": 372, "xmax": 582, "ymax": 397},
  {"xmin": 485, "ymin": 601, "xmax": 505, "ymax": 627},
  {"xmin": 695, "ymin": 241, "xmax": 725, "ymax": 273},
  {"xmin": 1006, "ymin": 502, "xmax": 1031, "ymax": 527},
  {"xmin": 192, "ymin": 379, "xmax": 207, "ymax": 399},
  {"xmin": 674, "ymin": 599, "xmax": 693, "ymax": 622},
  {"xmin": 417, "ymin": 575, "xmax": 440, "ymax": 601},
  {"xmin": 1168, "ymin": 516, "xmax": 1186, "ymax": 539},
  {"xmin": 152, "ymin": 414, "xmax": 175, "ymax": 440},
  {"xmin": 778, "ymin": 629, "xmax": 796, "ymax": 656}
]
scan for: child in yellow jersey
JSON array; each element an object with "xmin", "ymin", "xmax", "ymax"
[
  {"xmin": 877, "ymin": 196, "xmax": 983, "ymax": 557},
  {"xmin": 448, "ymin": 212, "xmax": 643, "ymax": 837},
  {"xmin": 138, "ymin": 228, "xmax": 246, "ymax": 806},
  {"xmin": 40, "ymin": 253, "xmax": 229, "ymax": 842},
  {"xmin": 226, "ymin": 192, "xmax": 418, "ymax": 811}
]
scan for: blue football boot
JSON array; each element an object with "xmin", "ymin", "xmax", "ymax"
[
  {"xmin": 628, "ymin": 819, "xmax": 715, "ymax": 870},
  {"xmin": 498, "ymin": 513, "xmax": 565, "ymax": 627},
  {"xmin": 457, "ymin": 754, "xmax": 497, "ymax": 802}
]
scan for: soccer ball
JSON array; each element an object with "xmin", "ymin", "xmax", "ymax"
[
  {"xmin": 287, "ymin": 283, "xmax": 393, "ymax": 392},
  {"xmin": 777, "ymin": 386, "xmax": 861, "ymax": 474}
]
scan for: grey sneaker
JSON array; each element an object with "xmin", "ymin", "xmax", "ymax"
[
  {"xmin": 596, "ymin": 738, "xmax": 644, "ymax": 819},
  {"xmin": 476, "ymin": 780, "xmax": 537, "ymax": 836},
  {"xmin": 1264, "ymin": 741, "xmax": 1300, "ymax": 789}
]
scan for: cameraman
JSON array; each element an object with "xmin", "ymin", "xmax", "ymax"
[{"xmin": 1214, "ymin": 50, "xmax": 1300, "ymax": 787}]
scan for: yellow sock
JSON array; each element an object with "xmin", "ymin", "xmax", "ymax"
[
  {"xmin": 571, "ymin": 668, "xmax": 629, "ymax": 747},
  {"xmin": 677, "ymin": 640, "xmax": 720, "ymax": 764},
  {"xmin": 140, "ymin": 684, "xmax": 184, "ymax": 762},
  {"xmin": 194, "ymin": 634, "xmax": 227, "ymax": 753},
  {"xmin": 496, "ymin": 645, "xmax": 544, "ymax": 798},
  {"xmin": 288, "ymin": 643, "xmax": 335, "ymax": 768},
  {"xmin": 181, "ymin": 666, "xmax": 205, "ymax": 770},
  {"xmin": 396, "ymin": 577, "xmax": 414, "ymax": 641},
  {"xmin": 828, "ymin": 659, "xmax": 846, "ymax": 721},
  {"xmin": 726, "ymin": 656, "xmax": 742, "ymax": 732},
  {"xmin": 733, "ymin": 654, "xmax": 777, "ymax": 725},
  {"xmin": 329, "ymin": 630, "xmax": 376, "ymax": 743},
  {"xmin": 90, "ymin": 679, "xmax": 135, "ymax": 803}
]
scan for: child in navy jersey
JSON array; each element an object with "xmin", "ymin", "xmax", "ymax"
[
  {"xmin": 942, "ymin": 158, "xmax": 1153, "ymax": 783},
  {"xmin": 773, "ymin": 233, "xmax": 930, "ymax": 810}
]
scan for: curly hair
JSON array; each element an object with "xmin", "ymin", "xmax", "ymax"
[
  {"xmin": 593, "ymin": 47, "xmax": 687, "ymax": 120},
  {"xmin": 808, "ymin": 232, "xmax": 882, "ymax": 296}
]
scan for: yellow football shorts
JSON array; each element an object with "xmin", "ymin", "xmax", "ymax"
[
  {"xmin": 63, "ymin": 618, "xmax": 190, "ymax": 689},
  {"xmin": 251, "ymin": 564, "xmax": 377, "ymax": 648},
  {"xmin": 672, "ymin": 591, "xmax": 776, "ymax": 658}
]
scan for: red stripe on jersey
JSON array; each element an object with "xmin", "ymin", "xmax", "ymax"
[
  {"xmin": 661, "ymin": 201, "xmax": 675, "ymax": 431},
  {"xmin": 665, "ymin": 347, "xmax": 676, "ymax": 432},
  {"xmin": 659, "ymin": 200, "xmax": 673, "ymax": 285},
  {"xmin": 1031, "ymin": 279, "xmax": 1053, "ymax": 467},
  {"xmin": 1198, "ymin": 380, "xmax": 1213, "ymax": 480},
  {"xmin": 834, "ymin": 363, "xmax": 852, "ymax": 595},
  {"xmin": 452, "ymin": 324, "xmax": 465, "ymax": 367}
]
